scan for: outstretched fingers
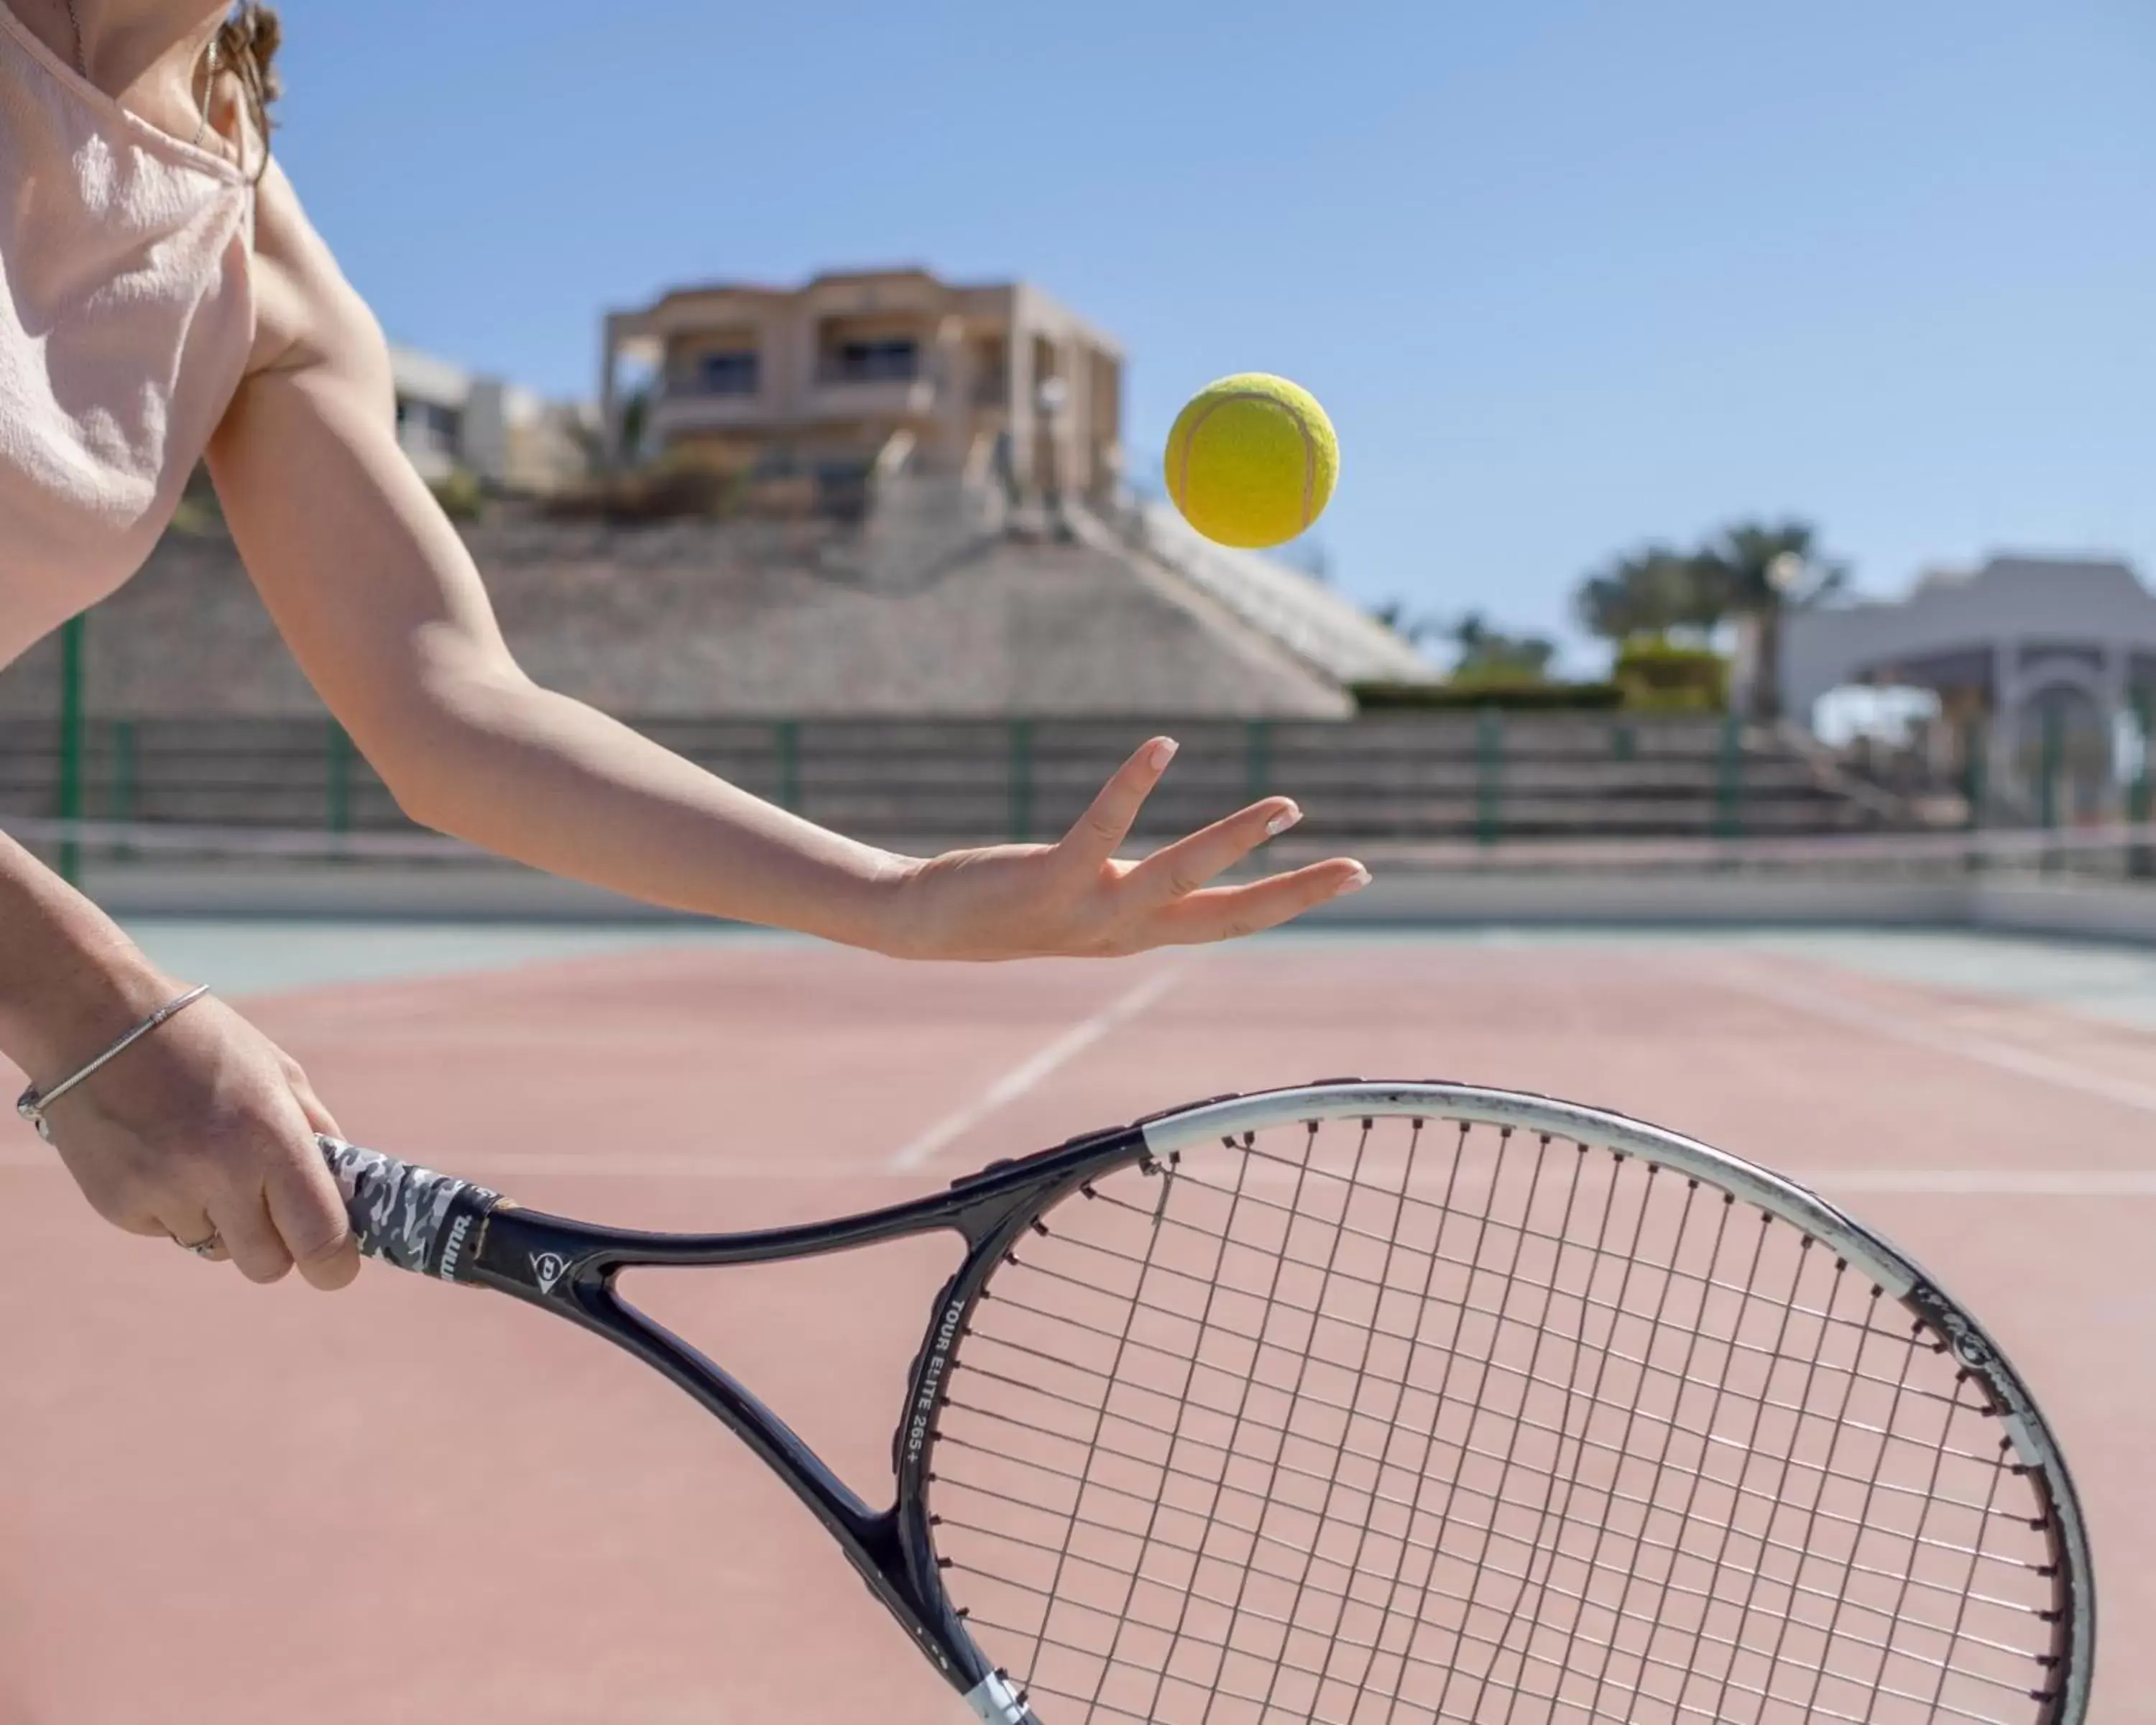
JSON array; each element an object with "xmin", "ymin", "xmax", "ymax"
[
  {"xmin": 1145, "ymin": 857, "xmax": 1372, "ymax": 944},
  {"xmin": 1123, "ymin": 797, "xmax": 1306, "ymax": 904},
  {"xmin": 1059, "ymin": 738, "xmax": 1179, "ymax": 869}
]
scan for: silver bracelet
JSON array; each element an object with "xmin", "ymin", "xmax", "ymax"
[{"xmin": 14, "ymin": 983, "xmax": 213, "ymax": 1144}]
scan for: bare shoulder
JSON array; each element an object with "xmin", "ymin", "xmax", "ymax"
[{"xmin": 243, "ymin": 160, "xmax": 391, "ymax": 398}]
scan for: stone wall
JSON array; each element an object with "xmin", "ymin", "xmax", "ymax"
[{"xmin": 0, "ymin": 502, "xmax": 1348, "ymax": 721}]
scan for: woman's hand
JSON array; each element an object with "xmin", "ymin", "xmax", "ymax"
[
  {"xmin": 880, "ymin": 738, "xmax": 1370, "ymax": 961},
  {"xmin": 35, "ymin": 990, "xmax": 360, "ymax": 1289}
]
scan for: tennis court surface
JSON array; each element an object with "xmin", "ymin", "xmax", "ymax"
[{"xmin": 2, "ymin": 923, "xmax": 2149, "ymax": 1723}]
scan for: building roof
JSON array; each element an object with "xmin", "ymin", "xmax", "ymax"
[
  {"xmin": 612, "ymin": 268, "xmax": 1123, "ymax": 356},
  {"xmin": 648, "ymin": 266, "xmax": 943, "ymax": 305},
  {"xmin": 1782, "ymin": 553, "xmax": 2156, "ymax": 714}
]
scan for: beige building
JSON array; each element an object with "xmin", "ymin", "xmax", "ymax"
[
  {"xmin": 599, "ymin": 268, "xmax": 1123, "ymax": 505},
  {"xmin": 390, "ymin": 344, "xmax": 594, "ymax": 496}
]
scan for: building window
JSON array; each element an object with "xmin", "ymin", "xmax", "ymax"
[
  {"xmin": 696, "ymin": 350, "xmax": 760, "ymax": 397},
  {"xmin": 396, "ymin": 397, "xmax": 461, "ymax": 451},
  {"xmin": 829, "ymin": 337, "xmax": 918, "ymax": 383}
]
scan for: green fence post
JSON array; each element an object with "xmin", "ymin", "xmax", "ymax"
[
  {"xmin": 2038, "ymin": 702, "xmax": 2061, "ymax": 828},
  {"xmin": 773, "ymin": 719, "xmax": 801, "ymax": 814},
  {"xmin": 1960, "ymin": 714, "xmax": 1989, "ymax": 875},
  {"xmin": 2129, "ymin": 691, "xmax": 2152, "ymax": 879},
  {"xmin": 326, "ymin": 718, "xmax": 354, "ymax": 839},
  {"xmin": 1610, "ymin": 720, "xmax": 1636, "ymax": 763},
  {"xmin": 1714, "ymin": 715, "xmax": 1743, "ymax": 839},
  {"xmin": 55, "ymin": 614, "xmax": 86, "ymax": 884},
  {"xmin": 1474, "ymin": 709, "xmax": 1502, "ymax": 845},
  {"xmin": 1245, "ymin": 719, "xmax": 1272, "ymax": 803},
  {"xmin": 1008, "ymin": 719, "xmax": 1034, "ymax": 843},
  {"xmin": 2036, "ymin": 702, "xmax": 2062, "ymax": 875}
]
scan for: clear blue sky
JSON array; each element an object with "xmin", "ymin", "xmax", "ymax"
[{"xmin": 280, "ymin": 1, "xmax": 2154, "ymax": 667}]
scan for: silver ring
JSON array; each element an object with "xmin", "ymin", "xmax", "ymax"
[{"xmin": 175, "ymin": 1230, "xmax": 222, "ymax": 1259}]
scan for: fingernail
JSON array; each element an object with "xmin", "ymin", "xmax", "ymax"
[
  {"xmin": 1266, "ymin": 804, "xmax": 1303, "ymax": 837},
  {"xmin": 1149, "ymin": 738, "xmax": 1179, "ymax": 770},
  {"xmin": 1342, "ymin": 864, "xmax": 1372, "ymax": 893}
]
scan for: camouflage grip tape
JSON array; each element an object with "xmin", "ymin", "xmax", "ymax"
[{"xmin": 320, "ymin": 1136, "xmax": 499, "ymax": 1281}]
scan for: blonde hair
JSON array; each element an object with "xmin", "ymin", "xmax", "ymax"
[{"xmin": 213, "ymin": 3, "xmax": 281, "ymax": 180}]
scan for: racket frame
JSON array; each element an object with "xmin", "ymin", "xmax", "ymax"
[{"xmin": 356, "ymin": 1081, "xmax": 2096, "ymax": 1725}]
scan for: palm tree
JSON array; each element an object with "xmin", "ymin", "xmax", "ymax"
[
  {"xmin": 1688, "ymin": 521, "xmax": 1847, "ymax": 720},
  {"xmin": 1447, "ymin": 612, "xmax": 1556, "ymax": 681},
  {"xmin": 1572, "ymin": 545, "xmax": 1723, "ymax": 643}
]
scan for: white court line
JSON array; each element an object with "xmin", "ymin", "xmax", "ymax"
[
  {"xmin": 1712, "ymin": 958, "xmax": 2156, "ymax": 1121},
  {"xmin": 885, "ymin": 966, "xmax": 1187, "ymax": 1172}
]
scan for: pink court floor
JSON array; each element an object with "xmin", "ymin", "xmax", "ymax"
[{"xmin": 2, "ymin": 929, "xmax": 2149, "ymax": 1724}]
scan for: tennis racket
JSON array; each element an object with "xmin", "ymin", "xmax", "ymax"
[{"xmin": 321, "ymin": 1081, "xmax": 2093, "ymax": 1724}]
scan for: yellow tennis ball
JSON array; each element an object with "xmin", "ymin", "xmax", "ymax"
[{"xmin": 1164, "ymin": 373, "xmax": 1338, "ymax": 550}]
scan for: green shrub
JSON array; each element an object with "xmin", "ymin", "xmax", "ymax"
[
  {"xmin": 1447, "ymin": 665, "xmax": 1553, "ymax": 695},
  {"xmin": 429, "ymin": 469, "xmax": 486, "ymax": 523},
  {"xmin": 1352, "ymin": 680, "xmax": 1625, "ymax": 712},
  {"xmin": 1613, "ymin": 638, "xmax": 1729, "ymax": 712}
]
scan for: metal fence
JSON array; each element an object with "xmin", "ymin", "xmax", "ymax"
[{"xmin": 0, "ymin": 712, "xmax": 1909, "ymax": 886}]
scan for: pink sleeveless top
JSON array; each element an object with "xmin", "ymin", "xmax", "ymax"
[{"xmin": 0, "ymin": 6, "xmax": 255, "ymax": 670}]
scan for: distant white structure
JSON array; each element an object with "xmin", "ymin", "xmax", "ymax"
[
  {"xmin": 389, "ymin": 344, "xmax": 594, "ymax": 495},
  {"xmin": 1782, "ymin": 554, "xmax": 2156, "ymax": 817}
]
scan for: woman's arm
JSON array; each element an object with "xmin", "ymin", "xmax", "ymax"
[
  {"xmin": 0, "ymin": 833, "xmax": 356, "ymax": 1287},
  {"xmin": 208, "ymin": 169, "xmax": 1367, "ymax": 958},
  {"xmin": 0, "ymin": 834, "xmax": 175, "ymax": 1082}
]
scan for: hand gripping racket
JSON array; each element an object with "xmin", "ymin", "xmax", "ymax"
[{"xmin": 322, "ymin": 1082, "xmax": 2093, "ymax": 1725}]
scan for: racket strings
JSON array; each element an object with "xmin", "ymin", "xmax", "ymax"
[
  {"xmin": 935, "ymin": 1435, "xmax": 2046, "ymax": 1651},
  {"xmin": 1143, "ymin": 1117, "xmax": 1396, "ymax": 1725},
  {"xmin": 953, "ymin": 1130, "xmax": 2009, "ymax": 1725},
  {"xmin": 977, "ymin": 1243, "xmax": 2030, "ymax": 1512},
  {"xmin": 949, "ymin": 1233, "xmax": 2042, "ymax": 1577},
  {"xmin": 926, "ymin": 1115, "xmax": 2062, "ymax": 1725},
  {"xmin": 943, "ymin": 1545, "xmax": 2027, "ymax": 1725},
  {"xmin": 1063, "ymin": 1164, "xmax": 1976, "ymax": 1412},
  {"xmin": 937, "ymin": 1501, "xmax": 2039, "ymax": 1685}
]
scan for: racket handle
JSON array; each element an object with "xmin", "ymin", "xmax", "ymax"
[{"xmin": 320, "ymin": 1136, "xmax": 501, "ymax": 1282}]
